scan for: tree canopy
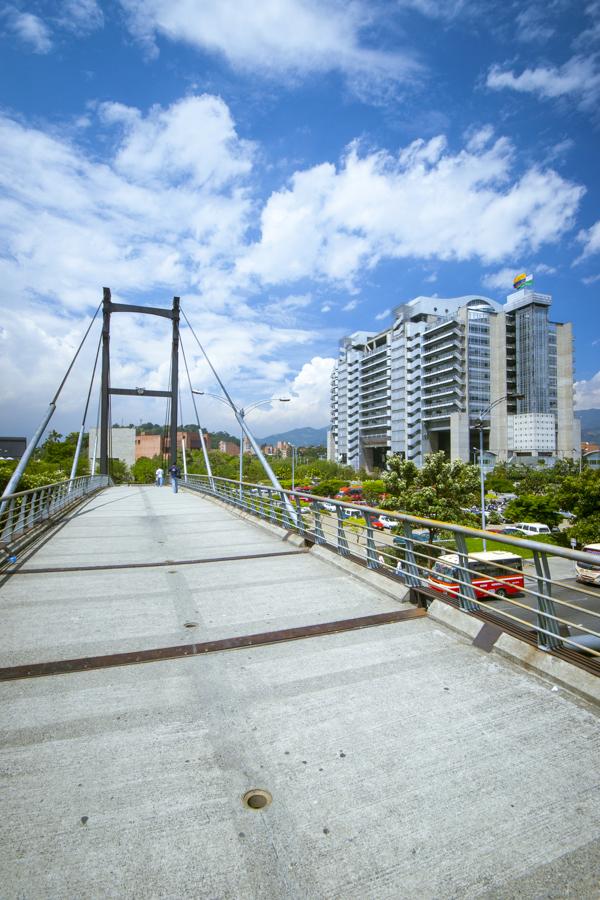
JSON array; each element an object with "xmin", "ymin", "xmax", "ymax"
[{"xmin": 381, "ymin": 452, "xmax": 480, "ymax": 537}]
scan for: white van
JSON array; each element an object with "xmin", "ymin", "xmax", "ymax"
[
  {"xmin": 575, "ymin": 544, "xmax": 600, "ymax": 586},
  {"xmin": 514, "ymin": 522, "xmax": 551, "ymax": 536}
]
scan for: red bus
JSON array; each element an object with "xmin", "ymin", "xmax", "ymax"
[{"xmin": 428, "ymin": 551, "xmax": 524, "ymax": 599}]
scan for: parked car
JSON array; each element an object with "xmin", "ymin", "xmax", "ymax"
[
  {"xmin": 513, "ymin": 522, "xmax": 551, "ymax": 536},
  {"xmin": 393, "ymin": 530, "xmax": 430, "ymax": 546},
  {"xmin": 377, "ymin": 515, "xmax": 399, "ymax": 529}
]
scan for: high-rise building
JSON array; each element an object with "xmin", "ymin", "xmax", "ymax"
[{"xmin": 330, "ymin": 290, "xmax": 579, "ymax": 471}]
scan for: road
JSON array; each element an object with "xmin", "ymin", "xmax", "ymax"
[
  {"xmin": 309, "ymin": 513, "xmax": 600, "ymax": 645},
  {"xmin": 490, "ymin": 575, "xmax": 600, "ymax": 643}
]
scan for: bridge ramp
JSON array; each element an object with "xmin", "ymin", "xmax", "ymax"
[{"xmin": 1, "ymin": 486, "xmax": 599, "ymax": 898}]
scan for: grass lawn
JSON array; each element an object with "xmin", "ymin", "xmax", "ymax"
[{"xmin": 464, "ymin": 537, "xmax": 534, "ymax": 558}]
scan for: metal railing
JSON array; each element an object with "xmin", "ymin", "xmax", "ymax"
[
  {"xmin": 1, "ymin": 475, "xmax": 110, "ymax": 560},
  {"xmin": 183, "ymin": 474, "xmax": 600, "ymax": 673}
]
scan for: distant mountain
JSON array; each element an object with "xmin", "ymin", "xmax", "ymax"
[
  {"xmin": 576, "ymin": 408, "xmax": 600, "ymax": 444},
  {"xmin": 258, "ymin": 426, "xmax": 328, "ymax": 447}
]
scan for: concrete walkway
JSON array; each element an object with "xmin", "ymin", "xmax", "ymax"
[{"xmin": 1, "ymin": 486, "xmax": 599, "ymax": 898}]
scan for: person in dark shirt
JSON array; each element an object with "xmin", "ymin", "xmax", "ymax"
[{"xmin": 169, "ymin": 464, "xmax": 181, "ymax": 494}]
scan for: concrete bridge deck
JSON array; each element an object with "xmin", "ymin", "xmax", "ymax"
[{"xmin": 1, "ymin": 486, "xmax": 599, "ymax": 898}]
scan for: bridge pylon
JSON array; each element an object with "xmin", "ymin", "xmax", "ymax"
[{"xmin": 99, "ymin": 288, "xmax": 180, "ymax": 475}]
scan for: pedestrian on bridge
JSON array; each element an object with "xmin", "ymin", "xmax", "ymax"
[
  {"xmin": 169, "ymin": 463, "xmax": 181, "ymax": 494},
  {"xmin": 155, "ymin": 466, "xmax": 164, "ymax": 487}
]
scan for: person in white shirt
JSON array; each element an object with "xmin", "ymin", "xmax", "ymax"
[{"xmin": 155, "ymin": 467, "xmax": 164, "ymax": 487}]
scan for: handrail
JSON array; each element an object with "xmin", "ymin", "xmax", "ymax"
[
  {"xmin": 1, "ymin": 475, "xmax": 110, "ymax": 559},
  {"xmin": 183, "ymin": 474, "xmax": 600, "ymax": 670}
]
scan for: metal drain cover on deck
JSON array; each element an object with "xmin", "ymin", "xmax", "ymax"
[{"xmin": 243, "ymin": 789, "xmax": 272, "ymax": 810}]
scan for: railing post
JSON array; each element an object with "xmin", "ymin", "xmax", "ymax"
[
  {"xmin": 295, "ymin": 497, "xmax": 306, "ymax": 539},
  {"xmin": 15, "ymin": 495, "xmax": 26, "ymax": 536},
  {"xmin": 268, "ymin": 490, "xmax": 277, "ymax": 525},
  {"xmin": 453, "ymin": 533, "xmax": 478, "ymax": 613},
  {"xmin": 336, "ymin": 506, "xmax": 349, "ymax": 557},
  {"xmin": 2, "ymin": 499, "xmax": 15, "ymax": 542},
  {"xmin": 364, "ymin": 512, "xmax": 378, "ymax": 569},
  {"xmin": 532, "ymin": 550, "xmax": 562, "ymax": 651},
  {"xmin": 401, "ymin": 523, "xmax": 421, "ymax": 588},
  {"xmin": 26, "ymin": 491, "xmax": 37, "ymax": 530},
  {"xmin": 312, "ymin": 502, "xmax": 326, "ymax": 545},
  {"xmin": 256, "ymin": 489, "xmax": 266, "ymax": 520},
  {"xmin": 280, "ymin": 491, "xmax": 293, "ymax": 530}
]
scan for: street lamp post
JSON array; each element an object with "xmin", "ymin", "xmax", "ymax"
[
  {"xmin": 192, "ymin": 391, "xmax": 290, "ymax": 500},
  {"xmin": 475, "ymin": 393, "xmax": 524, "ymax": 550},
  {"xmin": 181, "ymin": 434, "xmax": 188, "ymax": 482},
  {"xmin": 290, "ymin": 444, "xmax": 296, "ymax": 491}
]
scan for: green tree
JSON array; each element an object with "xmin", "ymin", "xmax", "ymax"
[
  {"xmin": 557, "ymin": 469, "xmax": 600, "ymax": 521},
  {"xmin": 131, "ymin": 456, "xmax": 162, "ymax": 484},
  {"xmin": 381, "ymin": 452, "xmax": 480, "ymax": 541},
  {"xmin": 108, "ymin": 458, "xmax": 130, "ymax": 484},
  {"xmin": 361, "ymin": 479, "xmax": 386, "ymax": 504},
  {"xmin": 310, "ymin": 479, "xmax": 349, "ymax": 498},
  {"xmin": 485, "ymin": 463, "xmax": 516, "ymax": 494},
  {"xmin": 567, "ymin": 513, "xmax": 600, "ymax": 547},
  {"xmin": 503, "ymin": 493, "xmax": 561, "ymax": 528},
  {"xmin": 34, "ymin": 431, "xmax": 89, "ymax": 474}
]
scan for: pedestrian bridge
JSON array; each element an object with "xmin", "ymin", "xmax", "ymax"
[{"xmin": 1, "ymin": 482, "xmax": 599, "ymax": 898}]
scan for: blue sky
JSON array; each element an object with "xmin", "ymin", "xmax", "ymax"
[{"xmin": 1, "ymin": 0, "xmax": 599, "ymax": 439}]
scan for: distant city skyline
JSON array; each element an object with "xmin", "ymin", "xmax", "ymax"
[{"xmin": 1, "ymin": 2, "xmax": 599, "ymax": 441}]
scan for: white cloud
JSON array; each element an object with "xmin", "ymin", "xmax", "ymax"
[
  {"xmin": 575, "ymin": 371, "xmax": 600, "ymax": 409},
  {"xmin": 482, "ymin": 268, "xmax": 517, "ymax": 292},
  {"xmin": 321, "ymin": 304, "xmax": 332, "ymax": 312},
  {"xmin": 118, "ymin": 0, "xmax": 418, "ymax": 90},
  {"xmin": 582, "ymin": 274, "xmax": 600, "ymax": 285},
  {"xmin": 57, "ymin": 0, "xmax": 104, "ymax": 35},
  {"xmin": 515, "ymin": 5, "xmax": 555, "ymax": 43},
  {"xmin": 238, "ymin": 130, "xmax": 583, "ymax": 287},
  {"xmin": 574, "ymin": 1, "xmax": 600, "ymax": 48},
  {"xmin": 576, "ymin": 220, "xmax": 600, "ymax": 261},
  {"xmin": 273, "ymin": 355, "xmax": 335, "ymax": 430},
  {"xmin": 6, "ymin": 10, "xmax": 53, "ymax": 52},
  {"xmin": 342, "ymin": 299, "xmax": 358, "ymax": 311},
  {"xmin": 0, "ymin": 96, "xmax": 253, "ymax": 309},
  {"xmin": 99, "ymin": 96, "xmax": 253, "ymax": 188},
  {"xmin": 261, "ymin": 293, "xmax": 313, "ymax": 324},
  {"xmin": 482, "ymin": 262, "xmax": 556, "ymax": 292},
  {"xmin": 397, "ymin": 0, "xmax": 468, "ymax": 18},
  {"xmin": 486, "ymin": 56, "xmax": 600, "ymax": 112},
  {"xmin": 375, "ymin": 308, "xmax": 391, "ymax": 320},
  {"xmin": 0, "ymin": 99, "xmax": 326, "ymax": 435}
]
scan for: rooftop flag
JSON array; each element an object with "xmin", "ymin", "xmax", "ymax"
[{"xmin": 513, "ymin": 272, "xmax": 533, "ymax": 290}]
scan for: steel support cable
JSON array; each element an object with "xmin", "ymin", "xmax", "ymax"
[
  {"xmin": 90, "ymin": 380, "xmax": 102, "ymax": 475},
  {"xmin": 180, "ymin": 308, "xmax": 295, "ymax": 521},
  {"xmin": 180, "ymin": 309, "xmax": 238, "ymax": 410},
  {"xmin": 179, "ymin": 334, "xmax": 213, "ymax": 480},
  {"xmin": 1, "ymin": 301, "xmax": 103, "ymax": 508},
  {"xmin": 69, "ymin": 331, "xmax": 102, "ymax": 483},
  {"xmin": 51, "ymin": 300, "xmax": 103, "ymax": 405}
]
